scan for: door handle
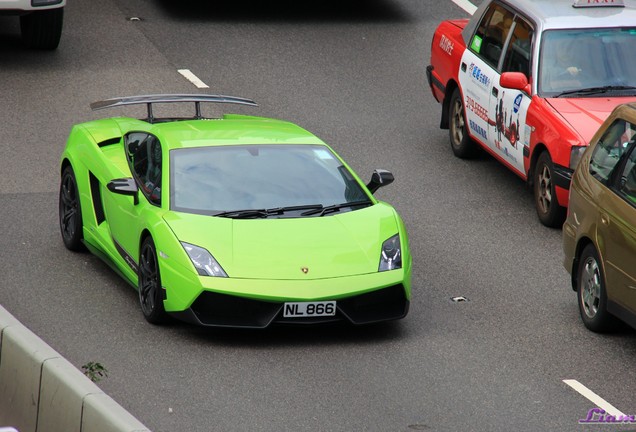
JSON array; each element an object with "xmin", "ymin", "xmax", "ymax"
[
  {"xmin": 601, "ymin": 213, "xmax": 610, "ymax": 226},
  {"xmin": 461, "ymin": 63, "xmax": 467, "ymax": 72},
  {"xmin": 492, "ymin": 87, "xmax": 499, "ymax": 97}
]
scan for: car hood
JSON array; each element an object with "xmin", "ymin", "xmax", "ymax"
[
  {"xmin": 163, "ymin": 203, "xmax": 399, "ymax": 280},
  {"xmin": 545, "ymin": 97, "xmax": 630, "ymax": 143}
]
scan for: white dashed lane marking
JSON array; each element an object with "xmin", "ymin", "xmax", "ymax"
[
  {"xmin": 178, "ymin": 69, "xmax": 209, "ymax": 89},
  {"xmin": 563, "ymin": 379, "xmax": 626, "ymax": 418},
  {"xmin": 452, "ymin": 0, "xmax": 477, "ymax": 14}
]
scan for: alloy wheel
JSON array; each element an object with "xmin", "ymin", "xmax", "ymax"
[
  {"xmin": 450, "ymin": 98, "xmax": 464, "ymax": 146},
  {"xmin": 537, "ymin": 163, "xmax": 552, "ymax": 214},
  {"xmin": 60, "ymin": 174, "xmax": 78, "ymax": 241},
  {"xmin": 580, "ymin": 256, "xmax": 601, "ymax": 319},
  {"xmin": 139, "ymin": 241, "xmax": 158, "ymax": 316}
]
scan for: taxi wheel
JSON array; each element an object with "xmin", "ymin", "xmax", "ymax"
[
  {"xmin": 576, "ymin": 244, "xmax": 616, "ymax": 333},
  {"xmin": 533, "ymin": 151, "xmax": 566, "ymax": 227},
  {"xmin": 139, "ymin": 236, "xmax": 169, "ymax": 325},
  {"xmin": 59, "ymin": 165, "xmax": 85, "ymax": 252},
  {"xmin": 448, "ymin": 88, "xmax": 478, "ymax": 158}
]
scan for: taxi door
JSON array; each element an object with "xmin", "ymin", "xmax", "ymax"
[
  {"xmin": 457, "ymin": 3, "xmax": 511, "ymax": 149},
  {"xmin": 458, "ymin": 8, "xmax": 505, "ymax": 150},
  {"xmin": 488, "ymin": 15, "xmax": 534, "ymax": 178}
]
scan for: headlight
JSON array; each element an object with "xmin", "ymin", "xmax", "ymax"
[
  {"xmin": 379, "ymin": 234, "xmax": 402, "ymax": 272},
  {"xmin": 569, "ymin": 146, "xmax": 587, "ymax": 170},
  {"xmin": 181, "ymin": 242, "xmax": 228, "ymax": 277}
]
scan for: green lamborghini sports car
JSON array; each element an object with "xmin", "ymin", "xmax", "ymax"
[{"xmin": 59, "ymin": 94, "xmax": 412, "ymax": 327}]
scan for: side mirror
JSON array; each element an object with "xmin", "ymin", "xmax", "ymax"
[
  {"xmin": 366, "ymin": 169, "xmax": 394, "ymax": 194},
  {"xmin": 107, "ymin": 178, "xmax": 139, "ymax": 205},
  {"xmin": 500, "ymin": 72, "xmax": 531, "ymax": 94}
]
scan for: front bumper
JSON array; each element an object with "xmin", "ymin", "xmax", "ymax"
[
  {"xmin": 426, "ymin": 65, "xmax": 445, "ymax": 103},
  {"xmin": 0, "ymin": 0, "xmax": 65, "ymax": 12},
  {"xmin": 171, "ymin": 283, "xmax": 410, "ymax": 328},
  {"xmin": 553, "ymin": 164, "xmax": 574, "ymax": 207},
  {"xmin": 161, "ymin": 262, "xmax": 411, "ymax": 328},
  {"xmin": 562, "ymin": 218, "xmax": 578, "ymax": 291},
  {"xmin": 553, "ymin": 164, "xmax": 573, "ymax": 191}
]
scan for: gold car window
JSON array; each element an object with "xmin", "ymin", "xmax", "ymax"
[
  {"xmin": 590, "ymin": 119, "xmax": 635, "ymax": 183},
  {"xmin": 618, "ymin": 139, "xmax": 636, "ymax": 203}
]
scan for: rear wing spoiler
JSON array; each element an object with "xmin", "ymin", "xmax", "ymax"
[{"xmin": 90, "ymin": 94, "xmax": 258, "ymax": 123}]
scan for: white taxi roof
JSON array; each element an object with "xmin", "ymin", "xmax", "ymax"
[{"xmin": 503, "ymin": 0, "xmax": 636, "ymax": 30}]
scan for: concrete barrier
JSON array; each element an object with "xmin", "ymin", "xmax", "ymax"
[{"xmin": 0, "ymin": 305, "xmax": 150, "ymax": 432}]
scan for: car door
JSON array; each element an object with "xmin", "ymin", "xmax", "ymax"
[
  {"xmin": 459, "ymin": 1, "xmax": 512, "ymax": 148},
  {"xmin": 596, "ymin": 121, "xmax": 636, "ymax": 314},
  {"xmin": 103, "ymin": 132, "xmax": 164, "ymax": 274},
  {"xmin": 489, "ymin": 14, "xmax": 534, "ymax": 177}
]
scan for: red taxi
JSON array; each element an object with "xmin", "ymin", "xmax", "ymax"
[{"xmin": 426, "ymin": 0, "xmax": 636, "ymax": 227}]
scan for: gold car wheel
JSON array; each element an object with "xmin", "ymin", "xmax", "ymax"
[
  {"xmin": 576, "ymin": 244, "xmax": 616, "ymax": 333},
  {"xmin": 580, "ymin": 256, "xmax": 601, "ymax": 319}
]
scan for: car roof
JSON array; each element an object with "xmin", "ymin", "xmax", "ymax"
[
  {"xmin": 122, "ymin": 115, "xmax": 328, "ymax": 150},
  {"xmin": 492, "ymin": 0, "xmax": 636, "ymax": 30}
]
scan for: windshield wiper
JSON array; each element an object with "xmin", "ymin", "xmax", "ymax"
[
  {"xmin": 213, "ymin": 204, "xmax": 324, "ymax": 219},
  {"xmin": 300, "ymin": 200, "xmax": 373, "ymax": 217},
  {"xmin": 212, "ymin": 208, "xmax": 269, "ymax": 219},
  {"xmin": 555, "ymin": 85, "xmax": 636, "ymax": 98}
]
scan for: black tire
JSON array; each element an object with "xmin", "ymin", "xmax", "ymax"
[
  {"xmin": 20, "ymin": 8, "xmax": 63, "ymax": 50},
  {"xmin": 448, "ymin": 87, "xmax": 478, "ymax": 158},
  {"xmin": 59, "ymin": 165, "xmax": 85, "ymax": 251},
  {"xmin": 576, "ymin": 244, "xmax": 617, "ymax": 333},
  {"xmin": 138, "ymin": 236, "xmax": 169, "ymax": 325},
  {"xmin": 533, "ymin": 151, "xmax": 566, "ymax": 227}
]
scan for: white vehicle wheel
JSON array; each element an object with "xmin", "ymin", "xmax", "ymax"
[
  {"xmin": 20, "ymin": 7, "xmax": 63, "ymax": 50},
  {"xmin": 448, "ymin": 88, "xmax": 478, "ymax": 158}
]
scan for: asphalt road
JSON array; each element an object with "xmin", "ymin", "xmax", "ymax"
[{"xmin": 2, "ymin": 0, "xmax": 636, "ymax": 431}]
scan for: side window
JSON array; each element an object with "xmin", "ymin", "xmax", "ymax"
[
  {"xmin": 618, "ymin": 145, "xmax": 636, "ymax": 205},
  {"xmin": 590, "ymin": 119, "xmax": 636, "ymax": 183},
  {"xmin": 124, "ymin": 132, "xmax": 162, "ymax": 206},
  {"xmin": 502, "ymin": 17, "xmax": 533, "ymax": 76},
  {"xmin": 471, "ymin": 3, "xmax": 514, "ymax": 69}
]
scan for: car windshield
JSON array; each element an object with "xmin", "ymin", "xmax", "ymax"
[
  {"xmin": 538, "ymin": 28, "xmax": 636, "ymax": 97},
  {"xmin": 170, "ymin": 144, "xmax": 370, "ymax": 216}
]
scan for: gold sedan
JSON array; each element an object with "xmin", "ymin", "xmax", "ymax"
[{"xmin": 563, "ymin": 102, "xmax": 636, "ymax": 333}]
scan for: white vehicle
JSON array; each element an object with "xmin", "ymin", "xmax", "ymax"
[{"xmin": 0, "ymin": 0, "xmax": 65, "ymax": 50}]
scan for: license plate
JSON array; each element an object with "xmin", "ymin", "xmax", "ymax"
[{"xmin": 283, "ymin": 301, "xmax": 336, "ymax": 317}]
